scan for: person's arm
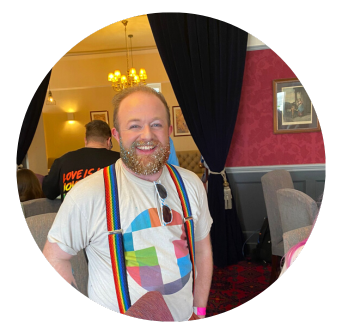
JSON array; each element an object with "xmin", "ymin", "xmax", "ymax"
[
  {"xmin": 42, "ymin": 160, "xmax": 62, "ymax": 200},
  {"xmin": 43, "ymin": 240, "xmax": 78, "ymax": 290},
  {"xmin": 167, "ymin": 137, "xmax": 180, "ymax": 166},
  {"xmin": 193, "ymin": 233, "xmax": 213, "ymax": 319}
]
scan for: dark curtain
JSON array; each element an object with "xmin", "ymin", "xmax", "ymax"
[
  {"xmin": 17, "ymin": 70, "xmax": 52, "ymax": 166},
  {"xmin": 148, "ymin": 13, "xmax": 247, "ymax": 267}
]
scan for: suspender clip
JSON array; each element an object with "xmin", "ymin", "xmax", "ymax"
[
  {"xmin": 184, "ymin": 216, "xmax": 193, "ymax": 223},
  {"xmin": 108, "ymin": 229, "xmax": 123, "ymax": 235}
]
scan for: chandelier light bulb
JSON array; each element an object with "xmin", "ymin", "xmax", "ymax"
[
  {"xmin": 133, "ymin": 75, "xmax": 140, "ymax": 83},
  {"xmin": 129, "ymin": 68, "xmax": 137, "ymax": 77},
  {"xmin": 108, "ymin": 73, "xmax": 114, "ymax": 81},
  {"xmin": 139, "ymin": 68, "xmax": 147, "ymax": 80}
]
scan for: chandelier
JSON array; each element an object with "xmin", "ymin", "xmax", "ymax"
[{"xmin": 108, "ymin": 20, "xmax": 147, "ymax": 91}]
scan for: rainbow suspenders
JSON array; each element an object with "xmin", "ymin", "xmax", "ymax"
[{"xmin": 103, "ymin": 163, "xmax": 196, "ymax": 314}]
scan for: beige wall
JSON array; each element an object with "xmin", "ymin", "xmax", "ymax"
[{"xmin": 42, "ymin": 51, "xmax": 198, "ymax": 164}]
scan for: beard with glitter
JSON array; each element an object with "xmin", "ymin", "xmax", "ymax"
[{"xmin": 119, "ymin": 137, "xmax": 170, "ymax": 175}]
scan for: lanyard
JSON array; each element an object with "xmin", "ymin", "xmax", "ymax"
[{"xmin": 103, "ymin": 163, "xmax": 195, "ymax": 314}]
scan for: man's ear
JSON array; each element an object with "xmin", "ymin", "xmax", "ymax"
[
  {"xmin": 168, "ymin": 125, "xmax": 173, "ymax": 137},
  {"xmin": 84, "ymin": 138, "xmax": 88, "ymax": 147},
  {"xmin": 112, "ymin": 128, "xmax": 120, "ymax": 144},
  {"xmin": 107, "ymin": 137, "xmax": 112, "ymax": 150}
]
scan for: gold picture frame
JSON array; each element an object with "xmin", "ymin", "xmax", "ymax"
[
  {"xmin": 273, "ymin": 78, "xmax": 320, "ymax": 134},
  {"xmin": 172, "ymin": 106, "xmax": 191, "ymax": 137},
  {"xmin": 90, "ymin": 110, "xmax": 109, "ymax": 125}
]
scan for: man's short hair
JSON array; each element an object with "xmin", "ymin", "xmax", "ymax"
[
  {"xmin": 112, "ymin": 85, "xmax": 170, "ymax": 131},
  {"xmin": 85, "ymin": 120, "xmax": 111, "ymax": 142}
]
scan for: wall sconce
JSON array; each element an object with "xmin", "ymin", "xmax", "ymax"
[{"xmin": 67, "ymin": 113, "xmax": 75, "ymax": 121}]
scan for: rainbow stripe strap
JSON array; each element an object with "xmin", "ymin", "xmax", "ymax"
[
  {"xmin": 166, "ymin": 163, "xmax": 196, "ymax": 293},
  {"xmin": 104, "ymin": 164, "xmax": 131, "ymax": 314}
]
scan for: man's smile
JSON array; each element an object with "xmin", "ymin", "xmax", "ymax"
[
  {"xmin": 134, "ymin": 141, "xmax": 158, "ymax": 155},
  {"xmin": 136, "ymin": 145, "xmax": 156, "ymax": 151}
]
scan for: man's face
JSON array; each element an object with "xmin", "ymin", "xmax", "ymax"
[{"xmin": 112, "ymin": 92, "xmax": 172, "ymax": 176}]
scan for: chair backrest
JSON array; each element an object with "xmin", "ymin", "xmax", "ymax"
[
  {"xmin": 25, "ymin": 213, "xmax": 88, "ymax": 297},
  {"xmin": 176, "ymin": 150, "xmax": 203, "ymax": 178},
  {"xmin": 277, "ymin": 188, "xmax": 318, "ymax": 234},
  {"xmin": 26, "ymin": 213, "xmax": 57, "ymax": 251},
  {"xmin": 125, "ymin": 291, "xmax": 174, "ymax": 321},
  {"xmin": 261, "ymin": 169, "xmax": 294, "ymax": 257},
  {"xmin": 22, "ymin": 198, "xmax": 61, "ymax": 218},
  {"xmin": 283, "ymin": 225, "xmax": 312, "ymax": 254}
]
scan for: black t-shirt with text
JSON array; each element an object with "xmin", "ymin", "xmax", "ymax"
[{"xmin": 42, "ymin": 147, "xmax": 120, "ymax": 201}]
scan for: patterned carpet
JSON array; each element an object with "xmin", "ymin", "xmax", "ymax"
[{"xmin": 206, "ymin": 259, "xmax": 271, "ymax": 317}]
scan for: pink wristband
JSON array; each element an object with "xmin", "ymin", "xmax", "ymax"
[{"xmin": 194, "ymin": 307, "xmax": 206, "ymax": 316}]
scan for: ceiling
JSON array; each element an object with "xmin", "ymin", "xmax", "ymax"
[
  {"xmin": 66, "ymin": 15, "xmax": 157, "ymax": 56},
  {"xmin": 63, "ymin": 15, "xmax": 265, "ymax": 58}
]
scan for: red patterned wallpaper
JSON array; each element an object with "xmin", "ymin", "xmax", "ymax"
[{"xmin": 225, "ymin": 49, "xmax": 325, "ymax": 167}]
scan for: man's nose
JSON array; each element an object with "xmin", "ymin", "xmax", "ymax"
[{"xmin": 140, "ymin": 125, "xmax": 153, "ymax": 140}]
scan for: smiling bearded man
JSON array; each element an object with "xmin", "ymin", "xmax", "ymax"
[{"xmin": 43, "ymin": 85, "xmax": 213, "ymax": 322}]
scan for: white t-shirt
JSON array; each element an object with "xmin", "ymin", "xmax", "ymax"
[{"xmin": 48, "ymin": 159, "xmax": 213, "ymax": 321}]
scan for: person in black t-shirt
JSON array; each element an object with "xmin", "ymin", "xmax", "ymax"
[{"xmin": 42, "ymin": 120, "xmax": 120, "ymax": 201}]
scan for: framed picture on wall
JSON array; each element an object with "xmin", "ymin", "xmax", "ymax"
[
  {"xmin": 273, "ymin": 78, "xmax": 320, "ymax": 134},
  {"xmin": 90, "ymin": 110, "xmax": 109, "ymax": 124},
  {"xmin": 172, "ymin": 106, "xmax": 191, "ymax": 137}
]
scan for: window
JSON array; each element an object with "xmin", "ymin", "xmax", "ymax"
[{"xmin": 147, "ymin": 83, "xmax": 161, "ymax": 93}]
